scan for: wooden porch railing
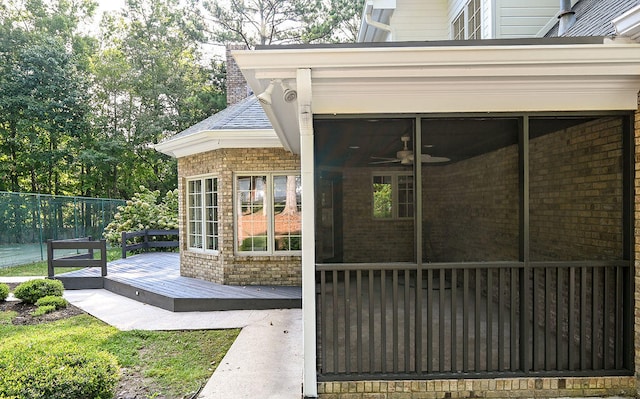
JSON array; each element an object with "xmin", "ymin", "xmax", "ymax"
[
  {"xmin": 316, "ymin": 261, "xmax": 632, "ymax": 381},
  {"xmin": 47, "ymin": 237, "xmax": 107, "ymax": 278},
  {"xmin": 121, "ymin": 229, "xmax": 179, "ymax": 258}
]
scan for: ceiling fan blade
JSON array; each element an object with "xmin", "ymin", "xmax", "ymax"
[
  {"xmin": 420, "ymin": 154, "xmax": 450, "ymax": 163},
  {"xmin": 369, "ymin": 159, "xmax": 401, "ymax": 165},
  {"xmin": 370, "ymin": 156, "xmax": 397, "ymax": 161}
]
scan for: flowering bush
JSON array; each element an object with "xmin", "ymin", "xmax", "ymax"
[{"xmin": 103, "ymin": 186, "xmax": 178, "ymax": 246}]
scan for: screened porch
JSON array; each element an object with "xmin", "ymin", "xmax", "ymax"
[{"xmin": 313, "ymin": 113, "xmax": 634, "ymax": 380}]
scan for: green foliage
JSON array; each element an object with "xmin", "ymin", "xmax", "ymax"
[
  {"xmin": 13, "ymin": 279, "xmax": 64, "ymax": 304},
  {"xmin": 35, "ymin": 295, "xmax": 68, "ymax": 310},
  {"xmin": 31, "ymin": 305, "xmax": 56, "ymax": 316},
  {"xmin": 373, "ymin": 182, "xmax": 393, "ymax": 218},
  {"xmin": 0, "ymin": 283, "xmax": 8, "ymax": 301},
  {"xmin": 0, "ymin": 342, "xmax": 119, "ymax": 399},
  {"xmin": 205, "ymin": 0, "xmax": 364, "ymax": 47},
  {"xmin": 103, "ymin": 186, "xmax": 179, "ymax": 245},
  {"xmin": 0, "ymin": 314, "xmax": 239, "ymax": 399}
]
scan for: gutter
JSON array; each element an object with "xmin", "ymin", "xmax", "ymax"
[
  {"xmin": 357, "ymin": 0, "xmax": 395, "ymax": 42},
  {"xmin": 612, "ymin": 5, "xmax": 640, "ymax": 42}
]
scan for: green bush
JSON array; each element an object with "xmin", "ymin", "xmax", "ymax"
[
  {"xmin": 13, "ymin": 279, "xmax": 64, "ymax": 304},
  {"xmin": 0, "ymin": 343, "xmax": 119, "ymax": 399},
  {"xmin": 0, "ymin": 283, "xmax": 8, "ymax": 301},
  {"xmin": 103, "ymin": 186, "xmax": 178, "ymax": 246},
  {"xmin": 35, "ymin": 295, "xmax": 68, "ymax": 310},
  {"xmin": 31, "ymin": 305, "xmax": 56, "ymax": 316}
]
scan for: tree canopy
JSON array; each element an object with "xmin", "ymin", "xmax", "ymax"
[{"xmin": 0, "ymin": 0, "xmax": 362, "ymax": 199}]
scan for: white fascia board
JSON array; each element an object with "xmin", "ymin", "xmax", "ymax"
[
  {"xmin": 612, "ymin": 5, "xmax": 640, "ymax": 42},
  {"xmin": 154, "ymin": 129, "xmax": 281, "ymax": 158},
  {"xmin": 234, "ymin": 42, "xmax": 640, "ymax": 151}
]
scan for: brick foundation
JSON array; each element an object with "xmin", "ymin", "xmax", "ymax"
[{"xmin": 317, "ymin": 376, "xmax": 636, "ymax": 398}]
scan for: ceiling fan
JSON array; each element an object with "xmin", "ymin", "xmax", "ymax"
[{"xmin": 370, "ymin": 135, "xmax": 450, "ymax": 165}]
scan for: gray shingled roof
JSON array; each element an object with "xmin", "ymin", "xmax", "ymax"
[
  {"xmin": 546, "ymin": 0, "xmax": 640, "ymax": 37},
  {"xmin": 164, "ymin": 95, "xmax": 272, "ymax": 142}
]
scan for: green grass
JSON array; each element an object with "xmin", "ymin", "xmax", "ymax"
[
  {"xmin": 0, "ymin": 313, "xmax": 239, "ymax": 398},
  {"xmin": 0, "ymin": 248, "xmax": 122, "ymax": 277}
]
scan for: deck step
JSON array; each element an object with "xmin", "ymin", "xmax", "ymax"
[{"xmin": 54, "ymin": 252, "xmax": 302, "ymax": 312}]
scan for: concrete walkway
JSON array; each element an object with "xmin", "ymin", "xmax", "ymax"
[{"xmin": 64, "ymin": 290, "xmax": 303, "ymax": 399}]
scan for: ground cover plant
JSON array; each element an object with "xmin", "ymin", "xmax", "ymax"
[{"xmin": 0, "ymin": 286, "xmax": 239, "ymax": 398}]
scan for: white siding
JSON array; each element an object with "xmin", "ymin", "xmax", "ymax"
[
  {"xmin": 494, "ymin": 0, "xmax": 560, "ymax": 38},
  {"xmin": 390, "ymin": 0, "xmax": 449, "ymax": 41}
]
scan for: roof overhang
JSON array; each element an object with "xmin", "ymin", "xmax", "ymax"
[
  {"xmin": 155, "ymin": 129, "xmax": 281, "ymax": 158},
  {"xmin": 612, "ymin": 5, "xmax": 640, "ymax": 42},
  {"xmin": 233, "ymin": 39, "xmax": 640, "ymax": 154}
]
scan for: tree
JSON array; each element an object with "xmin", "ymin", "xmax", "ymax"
[
  {"xmin": 203, "ymin": 0, "xmax": 363, "ymax": 48},
  {"xmin": 0, "ymin": 0, "xmax": 97, "ymax": 195},
  {"xmin": 93, "ymin": 0, "xmax": 226, "ymax": 198}
]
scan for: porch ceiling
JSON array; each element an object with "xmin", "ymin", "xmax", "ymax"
[{"xmin": 233, "ymin": 40, "xmax": 640, "ymax": 155}]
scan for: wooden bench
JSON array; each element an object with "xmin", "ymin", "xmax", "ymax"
[
  {"xmin": 47, "ymin": 237, "xmax": 107, "ymax": 278},
  {"xmin": 121, "ymin": 229, "xmax": 179, "ymax": 258}
]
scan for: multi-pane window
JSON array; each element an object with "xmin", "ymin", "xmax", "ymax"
[
  {"xmin": 236, "ymin": 173, "xmax": 302, "ymax": 253},
  {"xmin": 372, "ymin": 172, "xmax": 414, "ymax": 219},
  {"xmin": 187, "ymin": 177, "xmax": 219, "ymax": 251},
  {"xmin": 452, "ymin": 0, "xmax": 482, "ymax": 40}
]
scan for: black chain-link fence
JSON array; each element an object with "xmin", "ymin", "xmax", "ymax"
[{"xmin": 0, "ymin": 192, "xmax": 125, "ymax": 267}]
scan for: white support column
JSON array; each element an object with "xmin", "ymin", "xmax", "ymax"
[{"xmin": 297, "ymin": 68, "xmax": 318, "ymax": 398}]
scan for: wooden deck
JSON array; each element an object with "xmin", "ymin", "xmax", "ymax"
[{"xmin": 55, "ymin": 253, "xmax": 301, "ymax": 312}]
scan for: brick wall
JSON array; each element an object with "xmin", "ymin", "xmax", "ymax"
[
  {"xmin": 177, "ymin": 147, "xmax": 301, "ymax": 285},
  {"xmin": 226, "ymin": 44, "xmax": 250, "ymax": 106},
  {"xmin": 424, "ymin": 144, "xmax": 520, "ymax": 262},
  {"xmin": 529, "ymin": 117, "xmax": 624, "ymax": 261},
  {"xmin": 342, "ymin": 167, "xmax": 415, "ymax": 263},
  {"xmin": 634, "ymin": 92, "xmax": 640, "ymax": 396},
  {"xmin": 317, "ymin": 376, "xmax": 636, "ymax": 398}
]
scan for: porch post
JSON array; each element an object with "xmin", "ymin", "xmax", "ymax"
[{"xmin": 297, "ymin": 68, "xmax": 318, "ymax": 398}]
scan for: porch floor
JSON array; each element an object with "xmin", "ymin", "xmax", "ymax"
[{"xmin": 55, "ymin": 252, "xmax": 302, "ymax": 312}]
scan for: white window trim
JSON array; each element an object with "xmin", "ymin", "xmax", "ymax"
[
  {"xmin": 186, "ymin": 175, "xmax": 220, "ymax": 254},
  {"xmin": 372, "ymin": 171, "xmax": 414, "ymax": 220},
  {"xmin": 452, "ymin": 0, "xmax": 482, "ymax": 40},
  {"xmin": 234, "ymin": 171, "xmax": 302, "ymax": 255}
]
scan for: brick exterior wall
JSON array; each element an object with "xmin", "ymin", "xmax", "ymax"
[
  {"xmin": 635, "ymin": 92, "xmax": 640, "ymax": 396},
  {"xmin": 342, "ymin": 168, "xmax": 415, "ymax": 263},
  {"xmin": 226, "ymin": 44, "xmax": 250, "ymax": 106},
  {"xmin": 317, "ymin": 376, "xmax": 636, "ymax": 398},
  {"xmin": 177, "ymin": 147, "xmax": 301, "ymax": 286}
]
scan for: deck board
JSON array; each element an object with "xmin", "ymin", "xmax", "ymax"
[{"xmin": 56, "ymin": 253, "xmax": 301, "ymax": 311}]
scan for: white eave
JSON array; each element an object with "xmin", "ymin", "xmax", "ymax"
[
  {"xmin": 233, "ymin": 40, "xmax": 640, "ymax": 154},
  {"xmin": 612, "ymin": 5, "xmax": 640, "ymax": 42},
  {"xmin": 155, "ymin": 129, "xmax": 281, "ymax": 158}
]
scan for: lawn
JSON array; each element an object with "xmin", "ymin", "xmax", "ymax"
[
  {"xmin": 0, "ymin": 312, "xmax": 239, "ymax": 398},
  {"xmin": 0, "ymin": 248, "xmax": 122, "ymax": 277}
]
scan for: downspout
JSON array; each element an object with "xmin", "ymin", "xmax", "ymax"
[
  {"xmin": 558, "ymin": 0, "xmax": 576, "ymax": 36},
  {"xmin": 364, "ymin": 3, "xmax": 393, "ymax": 40}
]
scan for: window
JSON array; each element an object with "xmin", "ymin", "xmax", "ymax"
[
  {"xmin": 236, "ymin": 173, "xmax": 302, "ymax": 253},
  {"xmin": 372, "ymin": 172, "xmax": 414, "ymax": 219},
  {"xmin": 452, "ymin": 0, "xmax": 482, "ymax": 40},
  {"xmin": 187, "ymin": 177, "xmax": 219, "ymax": 252}
]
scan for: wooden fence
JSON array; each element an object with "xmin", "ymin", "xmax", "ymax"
[{"xmin": 47, "ymin": 237, "xmax": 107, "ymax": 278}]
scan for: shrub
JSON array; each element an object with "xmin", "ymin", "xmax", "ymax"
[
  {"xmin": 103, "ymin": 186, "xmax": 178, "ymax": 246},
  {"xmin": 0, "ymin": 343, "xmax": 119, "ymax": 399},
  {"xmin": 31, "ymin": 305, "xmax": 56, "ymax": 316},
  {"xmin": 13, "ymin": 279, "xmax": 64, "ymax": 304},
  {"xmin": 0, "ymin": 283, "xmax": 8, "ymax": 301},
  {"xmin": 35, "ymin": 295, "xmax": 68, "ymax": 310}
]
